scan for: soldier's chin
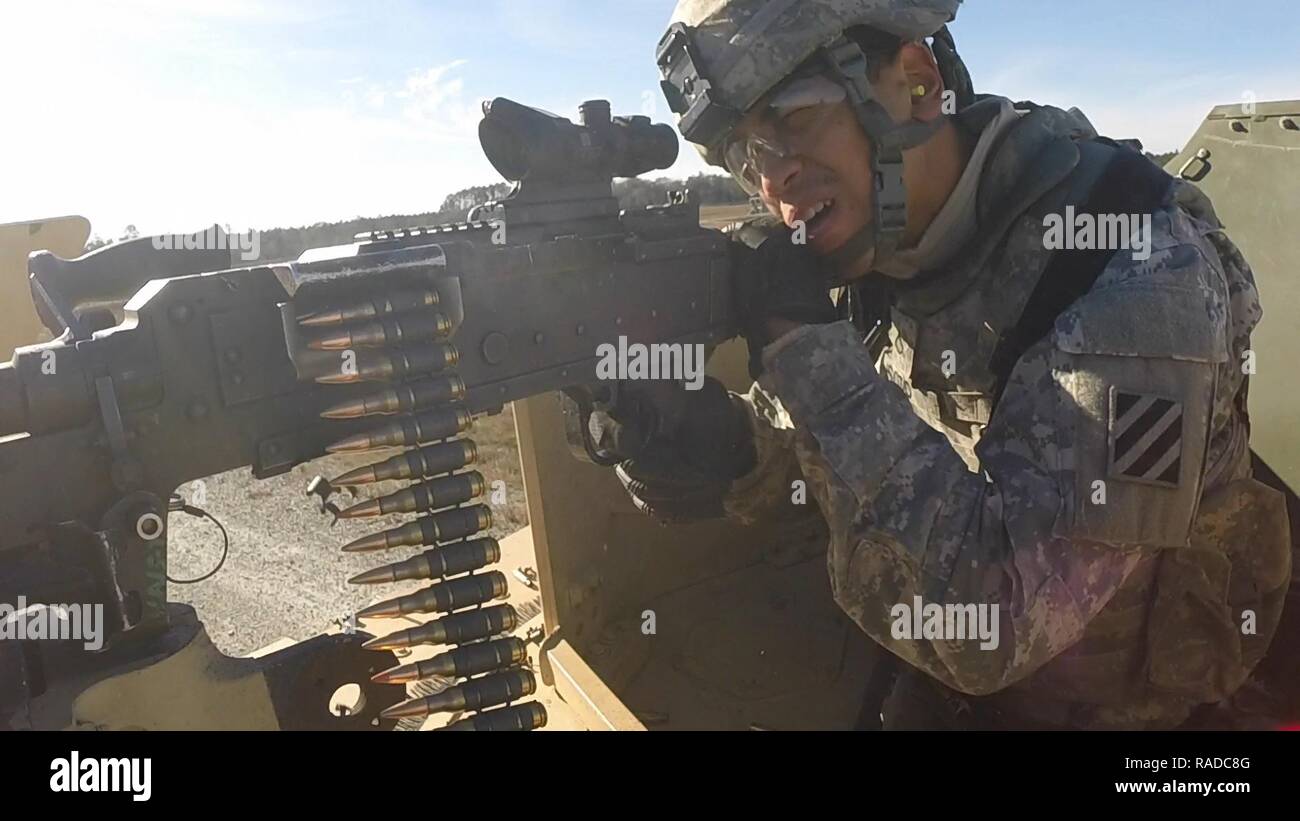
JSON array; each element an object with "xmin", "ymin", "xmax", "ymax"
[{"xmin": 820, "ymin": 240, "xmax": 876, "ymax": 283}]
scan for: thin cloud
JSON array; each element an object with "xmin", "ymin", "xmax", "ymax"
[
  {"xmin": 394, "ymin": 60, "xmax": 480, "ymax": 134},
  {"xmin": 338, "ymin": 60, "xmax": 485, "ymax": 140}
]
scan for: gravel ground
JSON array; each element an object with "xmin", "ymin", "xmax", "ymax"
[{"xmin": 166, "ymin": 406, "xmax": 527, "ymax": 657}]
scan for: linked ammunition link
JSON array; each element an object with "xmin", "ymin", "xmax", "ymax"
[{"xmin": 306, "ymin": 290, "xmax": 546, "ymax": 731}]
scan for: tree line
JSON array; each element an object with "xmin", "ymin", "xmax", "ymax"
[
  {"xmin": 86, "ymin": 155, "xmax": 1182, "ymax": 260},
  {"xmin": 85, "ymin": 174, "xmax": 749, "ymax": 261}
]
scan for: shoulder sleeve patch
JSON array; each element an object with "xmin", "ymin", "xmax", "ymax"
[
  {"xmin": 1109, "ymin": 389, "xmax": 1183, "ymax": 487},
  {"xmin": 1053, "ymin": 282, "xmax": 1226, "ymax": 363}
]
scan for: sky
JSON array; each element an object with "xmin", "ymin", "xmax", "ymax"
[{"xmin": 2, "ymin": 0, "xmax": 1297, "ymax": 239}]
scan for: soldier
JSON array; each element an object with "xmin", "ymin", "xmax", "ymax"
[{"xmin": 606, "ymin": 0, "xmax": 1294, "ymax": 729}]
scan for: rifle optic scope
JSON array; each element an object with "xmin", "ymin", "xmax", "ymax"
[{"xmin": 478, "ymin": 97, "xmax": 679, "ymax": 184}]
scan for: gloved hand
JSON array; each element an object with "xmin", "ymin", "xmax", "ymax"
[
  {"xmin": 590, "ymin": 377, "xmax": 756, "ymax": 524},
  {"xmin": 731, "ymin": 224, "xmax": 839, "ymax": 379}
]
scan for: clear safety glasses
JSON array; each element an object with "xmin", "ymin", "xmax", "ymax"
[
  {"xmin": 721, "ymin": 76, "xmax": 848, "ymax": 194},
  {"xmin": 722, "ymin": 103, "xmax": 844, "ymax": 194}
]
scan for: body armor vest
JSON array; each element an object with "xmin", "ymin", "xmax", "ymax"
[{"xmin": 858, "ymin": 117, "xmax": 1290, "ymax": 728}]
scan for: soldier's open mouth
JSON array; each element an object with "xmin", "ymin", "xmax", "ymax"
[
  {"xmin": 790, "ymin": 197, "xmax": 837, "ymax": 233},
  {"xmin": 806, "ymin": 199, "xmax": 836, "ymax": 233}
]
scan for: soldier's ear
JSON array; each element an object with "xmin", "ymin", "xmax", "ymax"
[{"xmin": 899, "ymin": 41, "xmax": 945, "ymax": 123}]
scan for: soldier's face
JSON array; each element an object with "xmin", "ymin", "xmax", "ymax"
[
  {"xmin": 742, "ymin": 101, "xmax": 880, "ymax": 262},
  {"xmin": 735, "ymin": 44, "xmax": 940, "ymax": 278}
]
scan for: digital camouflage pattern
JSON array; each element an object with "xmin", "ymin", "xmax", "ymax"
[
  {"xmin": 665, "ymin": 0, "xmax": 961, "ymax": 163},
  {"xmin": 726, "ymin": 97, "xmax": 1292, "ymax": 729}
]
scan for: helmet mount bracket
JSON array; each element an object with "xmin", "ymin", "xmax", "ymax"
[{"xmin": 656, "ymin": 23, "xmax": 743, "ymax": 153}]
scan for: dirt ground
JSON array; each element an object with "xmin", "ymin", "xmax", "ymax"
[{"xmin": 166, "ymin": 406, "xmax": 527, "ymax": 657}]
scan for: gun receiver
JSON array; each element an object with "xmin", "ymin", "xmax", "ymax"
[{"xmin": 0, "ymin": 97, "xmax": 737, "ymax": 701}]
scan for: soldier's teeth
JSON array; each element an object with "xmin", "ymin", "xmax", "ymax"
[
  {"xmin": 794, "ymin": 201, "xmax": 834, "ymax": 225},
  {"xmin": 803, "ymin": 200, "xmax": 833, "ymax": 223}
]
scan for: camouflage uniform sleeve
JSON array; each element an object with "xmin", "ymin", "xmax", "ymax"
[
  {"xmin": 758, "ymin": 199, "xmax": 1237, "ymax": 696},
  {"xmin": 721, "ymin": 383, "xmax": 807, "ymax": 525}
]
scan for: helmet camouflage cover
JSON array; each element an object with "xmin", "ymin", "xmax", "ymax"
[{"xmin": 657, "ymin": 0, "xmax": 962, "ymax": 164}]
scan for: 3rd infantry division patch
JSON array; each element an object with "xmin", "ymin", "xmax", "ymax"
[{"xmin": 1109, "ymin": 390, "xmax": 1184, "ymax": 487}]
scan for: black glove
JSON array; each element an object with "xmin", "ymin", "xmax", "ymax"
[
  {"xmin": 590, "ymin": 377, "xmax": 756, "ymax": 524},
  {"xmin": 731, "ymin": 221, "xmax": 838, "ymax": 379}
]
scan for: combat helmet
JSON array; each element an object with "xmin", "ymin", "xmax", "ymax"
[{"xmin": 657, "ymin": 0, "xmax": 970, "ymax": 269}]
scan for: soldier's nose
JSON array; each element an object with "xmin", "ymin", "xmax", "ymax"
[{"xmin": 760, "ymin": 153, "xmax": 803, "ymax": 199}]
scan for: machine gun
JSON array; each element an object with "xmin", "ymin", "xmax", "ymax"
[{"xmin": 0, "ymin": 98, "xmax": 738, "ymax": 729}]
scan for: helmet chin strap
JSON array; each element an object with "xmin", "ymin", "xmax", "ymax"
[{"xmin": 820, "ymin": 36, "xmax": 945, "ymax": 280}]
